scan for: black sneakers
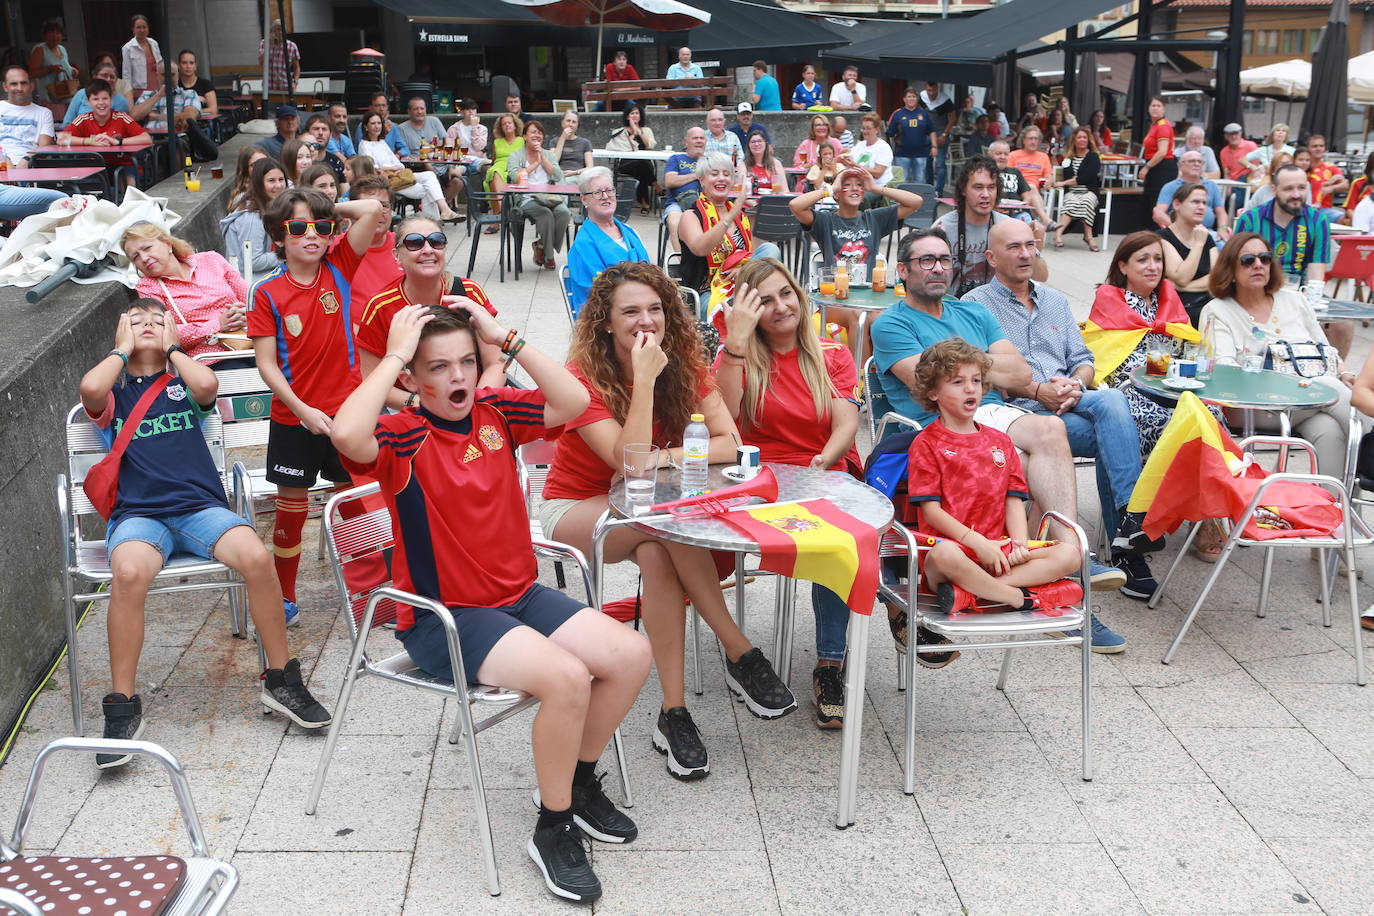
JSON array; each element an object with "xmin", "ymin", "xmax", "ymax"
[
  {"xmin": 535, "ymin": 773, "xmax": 639, "ymax": 844},
  {"xmin": 724, "ymin": 647, "xmax": 797, "ymax": 719},
  {"xmin": 914, "ymin": 624, "xmax": 961, "ymax": 669},
  {"xmin": 1113, "ymin": 552, "xmax": 1159, "ymax": 601},
  {"xmin": 261, "ymin": 658, "xmax": 333, "ymax": 729},
  {"xmin": 812, "ymin": 664, "xmax": 845, "ymax": 730},
  {"xmin": 1114, "ymin": 511, "xmax": 1166, "ymax": 555},
  {"xmin": 527, "ymin": 820, "xmax": 601, "ymax": 904},
  {"xmin": 97, "ymin": 693, "xmax": 144, "ymax": 769},
  {"xmin": 652, "ymin": 706, "xmax": 709, "ymax": 780}
]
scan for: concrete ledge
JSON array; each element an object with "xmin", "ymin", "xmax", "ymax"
[{"xmin": 0, "ymin": 137, "xmax": 245, "ymax": 741}]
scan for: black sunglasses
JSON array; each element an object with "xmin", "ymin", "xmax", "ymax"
[
  {"xmin": 1238, "ymin": 252, "xmax": 1274, "ymax": 267},
  {"xmin": 399, "ymin": 231, "xmax": 448, "ymax": 252}
]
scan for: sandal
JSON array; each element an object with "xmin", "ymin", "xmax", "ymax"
[
  {"xmin": 1053, "ymin": 235, "xmax": 1064, "ymax": 248},
  {"xmin": 1192, "ymin": 519, "xmax": 1224, "ymax": 563},
  {"xmin": 531, "ymin": 239, "xmax": 545, "ymax": 267},
  {"xmin": 639, "ymin": 205, "xmax": 650, "ymax": 215},
  {"xmin": 1086, "ymin": 239, "xmax": 1099, "ymax": 252}
]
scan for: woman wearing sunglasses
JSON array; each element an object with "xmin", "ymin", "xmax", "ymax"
[
  {"xmin": 566, "ymin": 166, "xmax": 648, "ymax": 314},
  {"xmin": 354, "ymin": 215, "xmax": 505, "ymax": 407},
  {"xmin": 506, "ymin": 119, "xmax": 572, "ymax": 270},
  {"xmin": 1199, "ymin": 232, "xmax": 1361, "ymax": 480}
]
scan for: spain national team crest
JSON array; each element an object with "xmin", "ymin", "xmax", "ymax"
[
  {"xmin": 284, "ymin": 314, "xmax": 303, "ymax": 337},
  {"xmin": 766, "ymin": 515, "xmax": 821, "ymax": 533},
  {"xmin": 478, "ymin": 425, "xmax": 504, "ymax": 451},
  {"xmin": 990, "ymin": 446, "xmax": 1007, "ymax": 468},
  {"xmin": 319, "ymin": 290, "xmax": 340, "ymax": 314}
]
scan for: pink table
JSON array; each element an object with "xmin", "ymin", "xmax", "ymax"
[{"xmin": 0, "ymin": 166, "xmax": 104, "ymax": 183}]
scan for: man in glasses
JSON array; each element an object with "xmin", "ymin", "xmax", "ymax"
[
  {"xmin": 1235, "ymin": 163, "xmax": 1344, "ymax": 355},
  {"xmin": 870, "ymin": 228, "xmax": 1130, "ymax": 650},
  {"xmin": 247, "ymin": 187, "xmax": 385, "ymax": 620},
  {"xmin": 966, "ymin": 219, "xmax": 1160, "ymax": 604}
]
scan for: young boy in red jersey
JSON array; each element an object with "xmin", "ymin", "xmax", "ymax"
[
  {"xmin": 907, "ymin": 338, "xmax": 1082, "ymax": 614},
  {"xmin": 58, "ymin": 78, "xmax": 151, "ymax": 188},
  {"xmin": 354, "ymin": 214, "xmax": 504, "ymax": 409},
  {"xmin": 331, "ymin": 303, "xmax": 650, "ymax": 905},
  {"xmin": 248, "ymin": 188, "xmax": 383, "ymax": 623},
  {"xmin": 79, "ymin": 299, "xmax": 331, "ymax": 769}
]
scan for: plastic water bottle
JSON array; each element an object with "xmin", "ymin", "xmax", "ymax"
[{"xmin": 680, "ymin": 413, "xmax": 710, "ymax": 498}]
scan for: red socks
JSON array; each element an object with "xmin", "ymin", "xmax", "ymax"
[{"xmin": 272, "ymin": 496, "xmax": 309, "ymax": 602}]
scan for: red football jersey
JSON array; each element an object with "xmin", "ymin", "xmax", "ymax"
[
  {"xmin": 355, "ymin": 274, "xmax": 496, "ymax": 358},
  {"xmin": 247, "ymin": 241, "xmax": 364, "ymax": 424},
  {"xmin": 906, "ymin": 420, "xmax": 1028, "ymax": 539},
  {"xmin": 542, "ymin": 365, "xmax": 714, "ymax": 501},
  {"xmin": 67, "ymin": 110, "xmax": 146, "ymax": 141},
  {"xmin": 714, "ymin": 340, "xmax": 861, "ymax": 475},
  {"xmin": 339, "ymin": 388, "xmax": 551, "ymax": 628},
  {"xmin": 333, "ymin": 231, "xmax": 403, "ymax": 312}
]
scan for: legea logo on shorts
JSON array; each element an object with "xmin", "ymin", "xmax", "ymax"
[{"xmin": 272, "ymin": 464, "xmax": 306, "ymax": 476}]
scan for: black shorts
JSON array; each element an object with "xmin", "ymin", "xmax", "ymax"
[{"xmin": 265, "ymin": 419, "xmax": 350, "ymax": 487}]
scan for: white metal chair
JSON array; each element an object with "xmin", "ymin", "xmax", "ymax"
[
  {"xmin": 2, "ymin": 737, "xmax": 238, "ymax": 915},
  {"xmin": 1148, "ymin": 435, "xmax": 1371, "ymax": 685},
  {"xmin": 57, "ymin": 404, "xmax": 255, "ymax": 737},
  {"xmin": 861, "ymin": 355, "xmax": 922, "ymax": 447},
  {"xmin": 880, "ymin": 514, "xmax": 1095, "ymax": 790},
  {"xmin": 305, "ymin": 483, "xmax": 632, "ymax": 897}
]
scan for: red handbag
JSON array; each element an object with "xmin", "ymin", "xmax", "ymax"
[{"xmin": 83, "ymin": 374, "xmax": 171, "ymax": 520}]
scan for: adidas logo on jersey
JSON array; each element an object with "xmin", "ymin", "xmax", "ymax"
[{"xmin": 463, "ymin": 443, "xmax": 481, "ymax": 463}]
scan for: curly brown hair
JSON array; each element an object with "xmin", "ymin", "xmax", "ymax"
[
  {"xmin": 912, "ymin": 338, "xmax": 992, "ymax": 412},
  {"xmin": 569, "ymin": 261, "xmax": 709, "ymax": 442}
]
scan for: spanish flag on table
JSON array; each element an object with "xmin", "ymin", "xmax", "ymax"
[
  {"xmin": 1126, "ymin": 392, "xmax": 1341, "ymax": 541},
  {"xmin": 719, "ymin": 499, "xmax": 879, "ymax": 614},
  {"xmin": 1081, "ymin": 280, "xmax": 1199, "ymax": 384}
]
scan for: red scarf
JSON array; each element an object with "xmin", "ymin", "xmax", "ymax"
[{"xmin": 1088, "ymin": 280, "xmax": 1191, "ymax": 335}]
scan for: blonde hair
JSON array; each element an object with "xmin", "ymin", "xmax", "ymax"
[
  {"xmin": 732, "ymin": 258, "xmax": 837, "ymax": 430},
  {"xmin": 1265, "ymin": 122, "xmax": 1290, "ymax": 147},
  {"xmin": 120, "ymin": 222, "xmax": 195, "ymax": 271}
]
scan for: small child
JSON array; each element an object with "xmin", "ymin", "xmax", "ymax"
[
  {"xmin": 906, "ymin": 338, "xmax": 1083, "ymax": 614},
  {"xmin": 78, "ymin": 299, "xmax": 331, "ymax": 769},
  {"xmin": 330, "ymin": 303, "xmax": 651, "ymax": 905}
]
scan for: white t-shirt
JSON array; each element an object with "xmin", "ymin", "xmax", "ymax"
[
  {"xmin": 1353, "ymin": 196, "xmax": 1374, "ymax": 233},
  {"xmin": 829, "ymin": 81, "xmax": 866, "ymax": 108},
  {"xmin": 358, "ymin": 139, "xmax": 403, "ymax": 170},
  {"xmin": 0, "ymin": 101, "xmax": 53, "ymax": 163},
  {"xmin": 848, "ymin": 137, "xmax": 893, "ymax": 187}
]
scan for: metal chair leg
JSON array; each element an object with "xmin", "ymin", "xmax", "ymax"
[
  {"xmin": 1148, "ymin": 520, "xmax": 1202, "ymax": 609},
  {"xmin": 1257, "ymin": 546, "xmax": 1275, "ymax": 617},
  {"xmin": 1317, "ymin": 548, "xmax": 1332, "ymax": 627},
  {"xmin": 612, "ymin": 727, "xmax": 634, "ymax": 808},
  {"xmin": 305, "ymin": 659, "xmax": 367, "ymax": 815},
  {"xmin": 691, "ymin": 606, "xmax": 703, "ymax": 696},
  {"xmin": 457, "ymin": 698, "xmax": 502, "ymax": 896},
  {"xmin": 733, "ymin": 552, "xmax": 746, "ymax": 629},
  {"xmin": 1162, "ymin": 534, "xmax": 1241, "ymax": 664},
  {"xmin": 836, "ymin": 610, "xmax": 870, "ymax": 828},
  {"xmin": 995, "ymin": 648, "xmax": 1014, "ymax": 690},
  {"xmin": 1347, "ymin": 546, "xmax": 1368, "ymax": 686},
  {"xmin": 63, "ymin": 573, "xmax": 83, "ymax": 736}
]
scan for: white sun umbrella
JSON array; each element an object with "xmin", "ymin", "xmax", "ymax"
[
  {"xmin": 1239, "ymin": 58, "xmax": 1312, "ymax": 99},
  {"xmin": 1348, "ymin": 51, "xmax": 1374, "ymax": 104},
  {"xmin": 501, "ymin": 0, "xmax": 710, "ymax": 74}
]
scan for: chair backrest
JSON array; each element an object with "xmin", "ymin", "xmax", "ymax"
[
  {"xmin": 750, "ymin": 195, "xmax": 801, "ymax": 242},
  {"xmin": 863, "ymin": 356, "xmax": 890, "ymax": 445},
  {"xmin": 62, "ymin": 402, "xmax": 228, "ymax": 545},
  {"xmin": 614, "ymin": 176, "xmax": 637, "ymax": 221},
  {"xmin": 322, "ymin": 482, "xmax": 399, "ymax": 635},
  {"xmin": 197, "ymin": 354, "xmax": 274, "ymax": 455},
  {"xmin": 462, "ymin": 170, "xmax": 500, "ymax": 219},
  {"xmin": 677, "ymin": 284, "xmax": 704, "ymax": 322},
  {"xmin": 1329, "ymin": 234, "xmax": 1374, "ymax": 281},
  {"xmin": 900, "ymin": 182, "xmax": 938, "ymax": 228}
]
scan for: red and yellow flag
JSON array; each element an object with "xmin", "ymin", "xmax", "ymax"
[
  {"xmin": 1082, "ymin": 280, "xmax": 1199, "ymax": 383},
  {"xmin": 720, "ymin": 498, "xmax": 879, "ymax": 614}
]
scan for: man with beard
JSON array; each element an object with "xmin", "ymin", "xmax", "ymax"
[
  {"xmin": 934, "ymin": 156, "xmax": 1046, "ymax": 298},
  {"xmin": 1235, "ymin": 163, "xmax": 1344, "ymax": 354}
]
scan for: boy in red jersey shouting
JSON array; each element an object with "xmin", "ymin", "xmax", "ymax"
[
  {"xmin": 331, "ymin": 304, "xmax": 650, "ymax": 905},
  {"xmin": 248, "ymin": 188, "xmax": 383, "ymax": 624},
  {"xmin": 907, "ymin": 338, "xmax": 1082, "ymax": 614}
]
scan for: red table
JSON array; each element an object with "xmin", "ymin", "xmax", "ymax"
[{"xmin": 0, "ymin": 166, "xmax": 104, "ymax": 183}]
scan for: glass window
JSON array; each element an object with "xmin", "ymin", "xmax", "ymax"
[
  {"xmin": 1282, "ymin": 30, "xmax": 1304, "ymax": 55},
  {"xmin": 1256, "ymin": 30, "xmax": 1279, "ymax": 54},
  {"xmin": 1241, "ymin": 31, "xmax": 1253, "ymax": 56}
]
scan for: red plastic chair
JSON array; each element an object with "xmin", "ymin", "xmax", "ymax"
[{"xmin": 1328, "ymin": 233, "xmax": 1374, "ymax": 301}]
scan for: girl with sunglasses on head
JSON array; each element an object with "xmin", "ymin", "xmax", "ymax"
[
  {"xmin": 1199, "ymin": 232, "xmax": 1362, "ymax": 481},
  {"xmin": 354, "ymin": 215, "xmax": 505, "ymax": 408}
]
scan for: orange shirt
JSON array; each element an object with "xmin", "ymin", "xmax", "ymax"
[{"xmin": 1007, "ymin": 149, "xmax": 1053, "ymax": 188}]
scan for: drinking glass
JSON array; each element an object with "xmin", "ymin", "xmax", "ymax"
[
  {"xmin": 817, "ymin": 267, "xmax": 837, "ymax": 297},
  {"xmin": 623, "ymin": 443, "xmax": 659, "ymax": 514}
]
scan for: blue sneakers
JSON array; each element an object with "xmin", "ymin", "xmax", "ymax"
[
  {"xmin": 1056, "ymin": 615, "xmax": 1127, "ymax": 654},
  {"xmin": 1074, "ymin": 553, "xmax": 1126, "ymax": 591},
  {"xmin": 283, "ymin": 599, "xmax": 301, "ymax": 628}
]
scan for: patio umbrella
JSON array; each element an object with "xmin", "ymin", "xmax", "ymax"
[
  {"xmin": 1300, "ymin": 0, "xmax": 1349, "ymax": 150},
  {"xmin": 1239, "ymin": 59, "xmax": 1311, "ymax": 98},
  {"xmin": 1071, "ymin": 51, "xmax": 1098, "ymax": 127},
  {"xmin": 500, "ymin": 0, "xmax": 710, "ymax": 72}
]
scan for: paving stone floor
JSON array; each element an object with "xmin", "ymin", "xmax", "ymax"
[{"xmin": 5, "ymin": 208, "xmax": 1374, "ymax": 914}]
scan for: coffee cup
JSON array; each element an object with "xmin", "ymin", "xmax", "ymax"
[
  {"xmin": 736, "ymin": 445, "xmax": 760, "ymax": 479},
  {"xmin": 1170, "ymin": 359, "xmax": 1198, "ymax": 379}
]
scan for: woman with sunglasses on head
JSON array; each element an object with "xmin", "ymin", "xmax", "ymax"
[
  {"xmin": 567, "ymin": 166, "xmax": 648, "ymax": 313},
  {"xmin": 506, "ymin": 119, "xmax": 572, "ymax": 271},
  {"xmin": 354, "ymin": 215, "xmax": 504, "ymax": 408},
  {"xmin": 121, "ymin": 221, "xmax": 247, "ymax": 358},
  {"xmin": 1199, "ymin": 232, "xmax": 1361, "ymax": 480},
  {"xmin": 713, "ymin": 257, "xmax": 886, "ymax": 729},
  {"xmin": 219, "ymin": 156, "xmax": 287, "ymax": 275},
  {"xmin": 541, "ymin": 261, "xmax": 796, "ymax": 781}
]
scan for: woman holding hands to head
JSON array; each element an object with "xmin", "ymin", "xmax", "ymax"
[
  {"xmin": 713, "ymin": 257, "xmax": 891, "ymax": 730},
  {"xmin": 540, "ymin": 261, "xmax": 796, "ymax": 783}
]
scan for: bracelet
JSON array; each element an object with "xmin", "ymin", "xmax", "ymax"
[
  {"xmin": 109, "ymin": 348, "xmax": 129, "ymax": 364},
  {"xmin": 502, "ymin": 338, "xmax": 526, "ymax": 372},
  {"xmin": 722, "ymin": 347, "xmax": 746, "ymax": 360},
  {"xmin": 1034, "ymin": 382, "xmax": 1042, "ymax": 399},
  {"xmin": 383, "ymin": 352, "xmax": 407, "ymax": 368},
  {"xmin": 500, "ymin": 329, "xmax": 519, "ymax": 354}
]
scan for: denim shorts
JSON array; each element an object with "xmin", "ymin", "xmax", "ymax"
[{"xmin": 107, "ymin": 505, "xmax": 251, "ymax": 564}]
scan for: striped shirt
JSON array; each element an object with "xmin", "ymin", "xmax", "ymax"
[{"xmin": 1234, "ymin": 201, "xmax": 1330, "ymax": 281}]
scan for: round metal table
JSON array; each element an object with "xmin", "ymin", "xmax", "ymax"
[
  {"xmin": 810, "ymin": 285, "xmax": 902, "ymax": 372},
  {"xmin": 594, "ymin": 461, "xmax": 893, "ymax": 830},
  {"xmin": 1319, "ymin": 299, "xmax": 1374, "ymax": 322},
  {"xmin": 1129, "ymin": 363, "xmax": 1339, "ymax": 438}
]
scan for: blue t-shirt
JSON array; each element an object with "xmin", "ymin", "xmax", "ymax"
[
  {"xmin": 1156, "ymin": 177, "xmax": 1223, "ymax": 228},
  {"xmin": 729, "ymin": 122, "xmax": 770, "ymax": 149},
  {"xmin": 871, "ymin": 298, "xmax": 1007, "ymax": 425},
  {"xmin": 96, "ymin": 372, "xmax": 228, "ymax": 530},
  {"xmin": 792, "ymin": 82, "xmax": 824, "ymax": 109},
  {"xmin": 664, "ymin": 152, "xmax": 701, "ymax": 205},
  {"xmin": 753, "ymin": 74, "xmax": 781, "ymax": 111},
  {"xmin": 886, "ymin": 107, "xmax": 936, "ymax": 157}
]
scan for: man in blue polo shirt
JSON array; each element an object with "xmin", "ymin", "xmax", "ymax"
[
  {"xmin": 750, "ymin": 60, "xmax": 780, "ymax": 111},
  {"xmin": 1235, "ymin": 163, "xmax": 1344, "ymax": 353},
  {"xmin": 663, "ymin": 126, "xmax": 706, "ymax": 252},
  {"xmin": 351, "ymin": 92, "xmax": 411, "ymax": 157}
]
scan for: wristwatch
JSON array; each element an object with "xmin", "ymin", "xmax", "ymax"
[{"xmin": 165, "ymin": 344, "xmax": 186, "ymax": 359}]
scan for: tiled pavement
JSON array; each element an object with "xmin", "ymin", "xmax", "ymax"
[{"xmin": 5, "ymin": 208, "xmax": 1374, "ymax": 915}]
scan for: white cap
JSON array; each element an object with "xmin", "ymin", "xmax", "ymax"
[{"xmin": 737, "ymin": 102, "xmax": 753, "ymax": 113}]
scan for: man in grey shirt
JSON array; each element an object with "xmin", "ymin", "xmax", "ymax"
[
  {"xmin": 964, "ymin": 219, "xmax": 1161, "ymax": 599},
  {"xmin": 395, "ymin": 96, "xmax": 446, "ymax": 156}
]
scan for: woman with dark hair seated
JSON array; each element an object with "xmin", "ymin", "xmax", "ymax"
[{"xmin": 606, "ymin": 104, "xmax": 657, "ymax": 212}]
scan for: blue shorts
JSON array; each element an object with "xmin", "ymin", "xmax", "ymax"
[
  {"xmin": 398, "ymin": 582, "xmax": 585, "ymax": 685},
  {"xmin": 662, "ymin": 201, "xmax": 683, "ymax": 221},
  {"xmin": 107, "ymin": 505, "xmax": 251, "ymax": 564}
]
